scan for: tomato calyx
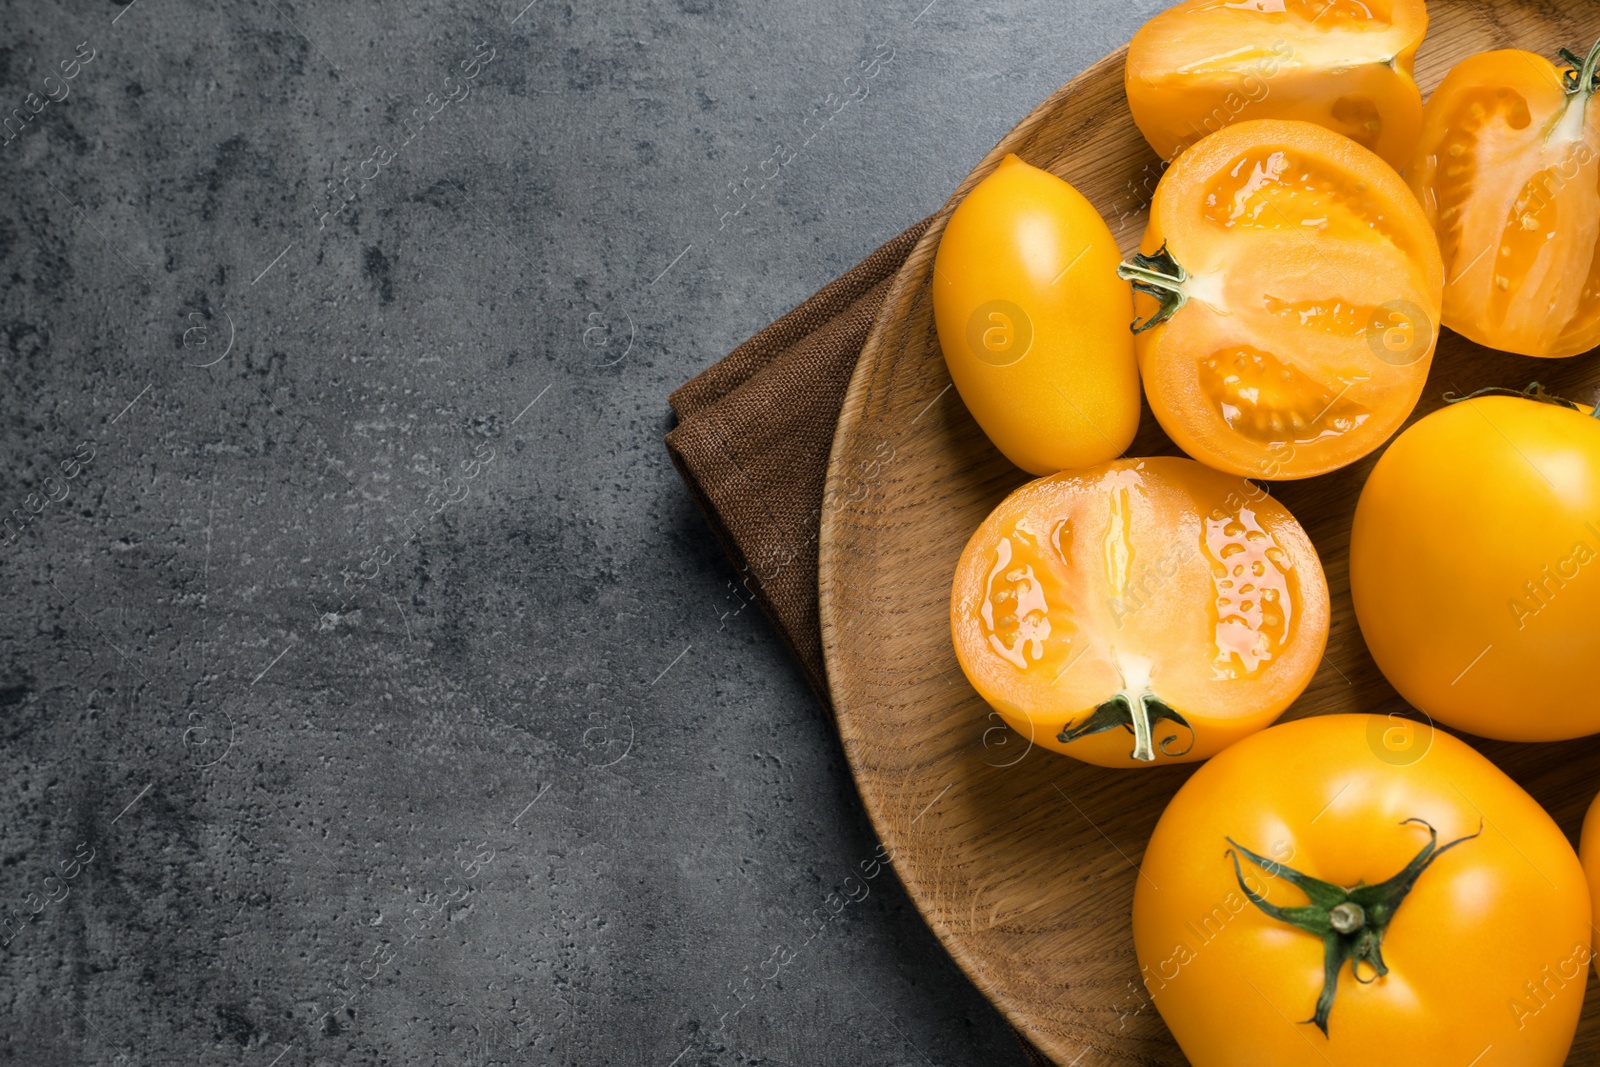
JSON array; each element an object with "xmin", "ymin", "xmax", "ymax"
[
  {"xmin": 1557, "ymin": 36, "xmax": 1600, "ymax": 95},
  {"xmin": 1444, "ymin": 381, "xmax": 1600, "ymax": 421},
  {"xmin": 1058, "ymin": 690, "xmax": 1195, "ymax": 762},
  {"xmin": 1117, "ymin": 243, "xmax": 1188, "ymax": 334},
  {"xmin": 1225, "ymin": 817, "xmax": 1484, "ymax": 1037}
]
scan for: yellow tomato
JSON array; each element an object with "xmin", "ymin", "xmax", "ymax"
[
  {"xmin": 1578, "ymin": 789, "xmax": 1600, "ymax": 975},
  {"xmin": 1350, "ymin": 392, "xmax": 1600, "ymax": 740},
  {"xmin": 1126, "ymin": 0, "xmax": 1428, "ymax": 171},
  {"xmin": 933, "ymin": 154, "xmax": 1140, "ymax": 475},
  {"xmin": 1137, "ymin": 714, "xmax": 1590, "ymax": 1067},
  {"xmin": 1406, "ymin": 40, "xmax": 1600, "ymax": 357},
  {"xmin": 950, "ymin": 457, "xmax": 1328, "ymax": 767},
  {"xmin": 1125, "ymin": 119, "xmax": 1444, "ymax": 480}
]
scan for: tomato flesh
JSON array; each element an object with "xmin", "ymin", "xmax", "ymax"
[
  {"xmin": 950, "ymin": 458, "xmax": 1328, "ymax": 767},
  {"xmin": 1198, "ymin": 347, "xmax": 1370, "ymax": 447}
]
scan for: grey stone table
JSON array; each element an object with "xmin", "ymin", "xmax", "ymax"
[{"xmin": 0, "ymin": 1, "xmax": 1154, "ymax": 1063}]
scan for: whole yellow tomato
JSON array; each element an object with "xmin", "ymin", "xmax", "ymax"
[
  {"xmin": 1126, "ymin": 0, "xmax": 1427, "ymax": 170},
  {"xmin": 1350, "ymin": 391, "xmax": 1600, "ymax": 740},
  {"xmin": 1126, "ymin": 119, "xmax": 1443, "ymax": 480},
  {"xmin": 1406, "ymin": 39, "xmax": 1600, "ymax": 357},
  {"xmin": 950, "ymin": 457, "xmax": 1328, "ymax": 767},
  {"xmin": 1578, "ymin": 788, "xmax": 1600, "ymax": 975},
  {"xmin": 1136, "ymin": 714, "xmax": 1590, "ymax": 1067},
  {"xmin": 932, "ymin": 154, "xmax": 1140, "ymax": 475}
]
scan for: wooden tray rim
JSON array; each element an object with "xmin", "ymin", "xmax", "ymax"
[{"xmin": 817, "ymin": 44, "xmax": 1134, "ymax": 1062}]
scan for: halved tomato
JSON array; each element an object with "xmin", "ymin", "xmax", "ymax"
[
  {"xmin": 1125, "ymin": 119, "xmax": 1443, "ymax": 479},
  {"xmin": 1126, "ymin": 0, "xmax": 1428, "ymax": 171},
  {"xmin": 950, "ymin": 457, "xmax": 1328, "ymax": 768},
  {"xmin": 1406, "ymin": 40, "xmax": 1600, "ymax": 357}
]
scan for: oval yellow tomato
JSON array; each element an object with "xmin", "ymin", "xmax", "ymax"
[
  {"xmin": 1126, "ymin": 0, "xmax": 1427, "ymax": 171},
  {"xmin": 1350, "ymin": 391, "xmax": 1600, "ymax": 740},
  {"xmin": 950, "ymin": 457, "xmax": 1328, "ymax": 767},
  {"xmin": 1125, "ymin": 119, "xmax": 1443, "ymax": 479},
  {"xmin": 1136, "ymin": 714, "xmax": 1590, "ymax": 1067},
  {"xmin": 933, "ymin": 154, "xmax": 1140, "ymax": 475},
  {"xmin": 1406, "ymin": 40, "xmax": 1600, "ymax": 357}
]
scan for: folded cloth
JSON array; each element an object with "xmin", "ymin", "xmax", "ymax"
[
  {"xmin": 664, "ymin": 217, "xmax": 1055, "ymax": 1067},
  {"xmin": 665, "ymin": 216, "xmax": 932, "ymax": 707}
]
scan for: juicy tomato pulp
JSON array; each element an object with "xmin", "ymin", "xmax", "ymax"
[
  {"xmin": 933, "ymin": 154, "xmax": 1140, "ymax": 475},
  {"xmin": 1127, "ymin": 119, "xmax": 1443, "ymax": 479},
  {"xmin": 1125, "ymin": 0, "xmax": 1427, "ymax": 169},
  {"xmin": 1408, "ymin": 46, "xmax": 1600, "ymax": 357},
  {"xmin": 1350, "ymin": 395, "xmax": 1600, "ymax": 741},
  {"xmin": 950, "ymin": 458, "xmax": 1329, "ymax": 768},
  {"xmin": 1137, "ymin": 716, "xmax": 1590, "ymax": 1067}
]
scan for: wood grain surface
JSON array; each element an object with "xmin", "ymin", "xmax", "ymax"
[{"xmin": 817, "ymin": 3, "xmax": 1600, "ymax": 1063}]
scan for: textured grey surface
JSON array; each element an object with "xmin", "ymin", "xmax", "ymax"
[{"xmin": 0, "ymin": 1, "xmax": 1152, "ymax": 1063}]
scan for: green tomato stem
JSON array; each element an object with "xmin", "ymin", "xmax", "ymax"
[
  {"xmin": 1226, "ymin": 818, "xmax": 1483, "ymax": 1036},
  {"xmin": 1559, "ymin": 36, "xmax": 1600, "ymax": 95},
  {"xmin": 1443, "ymin": 381, "xmax": 1600, "ymax": 419},
  {"xmin": 1057, "ymin": 691, "xmax": 1194, "ymax": 762},
  {"xmin": 1116, "ymin": 243, "xmax": 1188, "ymax": 334}
]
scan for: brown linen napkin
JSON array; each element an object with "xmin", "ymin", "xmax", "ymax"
[
  {"xmin": 665, "ymin": 216, "xmax": 933, "ymax": 707},
  {"xmin": 665, "ymin": 218, "xmax": 1057, "ymax": 1067}
]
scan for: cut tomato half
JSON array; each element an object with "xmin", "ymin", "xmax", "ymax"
[
  {"xmin": 1407, "ymin": 41, "xmax": 1600, "ymax": 357},
  {"xmin": 1125, "ymin": 119, "xmax": 1443, "ymax": 479},
  {"xmin": 1125, "ymin": 0, "xmax": 1428, "ymax": 170},
  {"xmin": 950, "ymin": 457, "xmax": 1329, "ymax": 768}
]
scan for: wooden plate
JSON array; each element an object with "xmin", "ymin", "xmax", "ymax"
[{"xmin": 818, "ymin": 4, "xmax": 1600, "ymax": 1064}]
